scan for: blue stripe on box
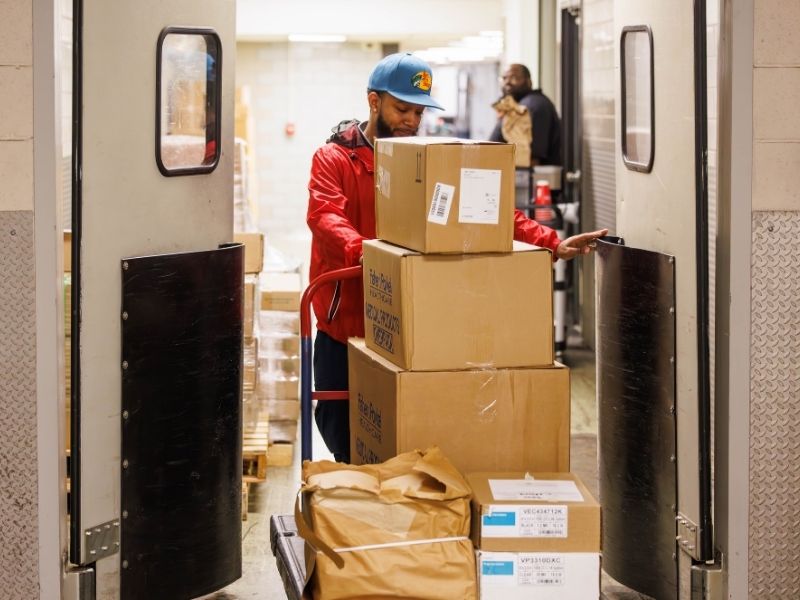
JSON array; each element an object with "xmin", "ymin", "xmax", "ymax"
[
  {"xmin": 482, "ymin": 561, "xmax": 515, "ymax": 576},
  {"xmin": 483, "ymin": 512, "xmax": 516, "ymax": 526}
]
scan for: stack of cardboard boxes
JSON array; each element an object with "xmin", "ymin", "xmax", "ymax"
[
  {"xmin": 347, "ymin": 137, "xmax": 600, "ymax": 598},
  {"xmin": 257, "ymin": 272, "xmax": 302, "ymax": 466}
]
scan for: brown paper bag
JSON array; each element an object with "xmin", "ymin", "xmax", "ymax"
[{"xmin": 296, "ymin": 447, "xmax": 478, "ymax": 600}]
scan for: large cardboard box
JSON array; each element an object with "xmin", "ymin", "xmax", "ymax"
[
  {"xmin": 234, "ymin": 232, "xmax": 264, "ymax": 274},
  {"xmin": 467, "ymin": 472, "xmax": 600, "ymax": 553},
  {"xmin": 363, "ymin": 239, "xmax": 553, "ymax": 371},
  {"xmin": 478, "ymin": 551, "xmax": 599, "ymax": 600},
  {"xmin": 375, "ymin": 137, "xmax": 515, "ymax": 254},
  {"xmin": 348, "ymin": 339, "xmax": 570, "ymax": 474}
]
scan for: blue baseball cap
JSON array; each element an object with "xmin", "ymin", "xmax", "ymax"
[{"xmin": 367, "ymin": 52, "xmax": 444, "ymax": 110}]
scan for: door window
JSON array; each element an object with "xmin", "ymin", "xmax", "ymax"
[
  {"xmin": 156, "ymin": 28, "xmax": 222, "ymax": 176},
  {"xmin": 621, "ymin": 26, "xmax": 654, "ymax": 172}
]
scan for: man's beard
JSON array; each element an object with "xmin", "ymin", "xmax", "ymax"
[
  {"xmin": 508, "ymin": 88, "xmax": 529, "ymax": 102},
  {"xmin": 376, "ymin": 111, "xmax": 417, "ymax": 138}
]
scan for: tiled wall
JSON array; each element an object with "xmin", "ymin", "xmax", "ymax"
[
  {"xmin": 0, "ymin": 0, "xmax": 40, "ymax": 596},
  {"xmin": 0, "ymin": 0, "xmax": 34, "ymax": 212},
  {"xmin": 749, "ymin": 0, "xmax": 800, "ymax": 595},
  {"xmin": 752, "ymin": 0, "xmax": 800, "ymax": 212},
  {"xmin": 235, "ymin": 42, "xmax": 381, "ymax": 274}
]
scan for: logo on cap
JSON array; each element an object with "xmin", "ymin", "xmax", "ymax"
[{"xmin": 411, "ymin": 71, "xmax": 432, "ymax": 92}]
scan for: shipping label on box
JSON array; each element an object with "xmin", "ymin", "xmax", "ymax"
[
  {"xmin": 375, "ymin": 137, "xmax": 515, "ymax": 254},
  {"xmin": 478, "ymin": 552, "xmax": 599, "ymax": 600},
  {"xmin": 482, "ymin": 505, "xmax": 568, "ymax": 538},
  {"xmin": 348, "ymin": 339, "xmax": 569, "ymax": 475},
  {"xmin": 362, "ymin": 239, "xmax": 554, "ymax": 371},
  {"xmin": 468, "ymin": 472, "xmax": 600, "ymax": 553}
]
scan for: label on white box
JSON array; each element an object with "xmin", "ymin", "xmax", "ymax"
[
  {"xmin": 518, "ymin": 554, "xmax": 565, "ymax": 586},
  {"xmin": 480, "ymin": 552, "xmax": 600, "ymax": 600},
  {"xmin": 483, "ymin": 505, "xmax": 568, "ymax": 538},
  {"xmin": 428, "ymin": 182, "xmax": 455, "ymax": 224},
  {"xmin": 489, "ymin": 479, "xmax": 584, "ymax": 502},
  {"xmin": 458, "ymin": 168, "xmax": 501, "ymax": 224},
  {"xmin": 480, "ymin": 553, "xmax": 564, "ymax": 586}
]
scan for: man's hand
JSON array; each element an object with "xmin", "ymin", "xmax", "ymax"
[{"xmin": 555, "ymin": 229, "xmax": 609, "ymax": 261}]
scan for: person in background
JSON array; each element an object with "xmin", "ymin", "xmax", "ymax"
[
  {"xmin": 490, "ymin": 63, "xmax": 562, "ymax": 167},
  {"xmin": 306, "ymin": 52, "xmax": 606, "ymax": 463}
]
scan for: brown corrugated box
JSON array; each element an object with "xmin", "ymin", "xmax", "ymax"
[
  {"xmin": 362, "ymin": 239, "xmax": 553, "ymax": 371},
  {"xmin": 375, "ymin": 137, "xmax": 515, "ymax": 254},
  {"xmin": 234, "ymin": 232, "xmax": 264, "ymax": 274},
  {"xmin": 467, "ymin": 472, "xmax": 600, "ymax": 553},
  {"xmin": 267, "ymin": 399, "xmax": 300, "ymax": 422},
  {"xmin": 261, "ymin": 272, "xmax": 301, "ymax": 312},
  {"xmin": 348, "ymin": 339, "xmax": 570, "ymax": 474}
]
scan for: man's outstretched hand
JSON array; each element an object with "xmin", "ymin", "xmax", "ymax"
[{"xmin": 555, "ymin": 229, "xmax": 609, "ymax": 261}]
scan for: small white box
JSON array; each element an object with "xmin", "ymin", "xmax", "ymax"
[{"xmin": 478, "ymin": 551, "xmax": 600, "ymax": 600}]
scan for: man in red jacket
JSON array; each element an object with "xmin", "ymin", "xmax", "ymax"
[{"xmin": 307, "ymin": 52, "xmax": 606, "ymax": 462}]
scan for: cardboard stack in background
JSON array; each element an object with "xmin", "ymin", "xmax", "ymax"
[
  {"xmin": 235, "ymin": 232, "xmax": 269, "ymax": 483},
  {"xmin": 351, "ymin": 137, "xmax": 567, "ymax": 476},
  {"xmin": 257, "ymin": 271, "xmax": 302, "ymax": 467},
  {"xmin": 234, "ymin": 85, "xmax": 259, "ymax": 233},
  {"xmin": 468, "ymin": 472, "xmax": 600, "ymax": 599}
]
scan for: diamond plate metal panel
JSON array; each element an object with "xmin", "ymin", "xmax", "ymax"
[
  {"xmin": 0, "ymin": 211, "xmax": 39, "ymax": 597},
  {"xmin": 750, "ymin": 211, "xmax": 800, "ymax": 598}
]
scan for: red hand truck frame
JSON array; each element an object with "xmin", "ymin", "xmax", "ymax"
[{"xmin": 298, "ymin": 265, "xmax": 363, "ymax": 462}]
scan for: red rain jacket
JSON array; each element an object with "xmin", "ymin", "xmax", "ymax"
[{"xmin": 306, "ymin": 120, "xmax": 561, "ymax": 344}]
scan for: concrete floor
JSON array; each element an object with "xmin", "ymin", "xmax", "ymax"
[{"xmin": 201, "ymin": 345, "xmax": 651, "ymax": 600}]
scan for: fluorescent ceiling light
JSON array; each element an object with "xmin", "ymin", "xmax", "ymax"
[{"xmin": 288, "ymin": 33, "xmax": 346, "ymax": 43}]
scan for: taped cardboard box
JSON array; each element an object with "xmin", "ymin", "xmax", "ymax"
[
  {"xmin": 298, "ymin": 447, "xmax": 477, "ymax": 600},
  {"xmin": 269, "ymin": 419, "xmax": 297, "ymax": 444},
  {"xmin": 375, "ymin": 137, "xmax": 515, "ymax": 254},
  {"xmin": 258, "ymin": 371, "xmax": 299, "ymax": 401},
  {"xmin": 363, "ymin": 239, "xmax": 553, "ymax": 371},
  {"xmin": 348, "ymin": 339, "xmax": 570, "ymax": 474},
  {"xmin": 260, "ymin": 309, "xmax": 300, "ymax": 335},
  {"xmin": 234, "ymin": 232, "xmax": 264, "ymax": 274},
  {"xmin": 260, "ymin": 332, "xmax": 300, "ymax": 356},
  {"xmin": 267, "ymin": 399, "xmax": 300, "ymax": 422},
  {"xmin": 467, "ymin": 472, "xmax": 600, "ymax": 553},
  {"xmin": 478, "ymin": 551, "xmax": 600, "ymax": 600},
  {"xmin": 261, "ymin": 272, "xmax": 301, "ymax": 312}
]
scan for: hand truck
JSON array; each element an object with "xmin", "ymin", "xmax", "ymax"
[{"xmin": 269, "ymin": 265, "xmax": 363, "ymax": 600}]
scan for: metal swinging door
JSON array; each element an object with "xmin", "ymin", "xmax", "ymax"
[
  {"xmin": 596, "ymin": 1, "xmax": 713, "ymax": 598},
  {"xmin": 69, "ymin": 1, "xmax": 240, "ymax": 598}
]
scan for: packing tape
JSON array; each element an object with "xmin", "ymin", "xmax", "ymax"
[{"xmin": 333, "ymin": 536, "xmax": 470, "ymax": 554}]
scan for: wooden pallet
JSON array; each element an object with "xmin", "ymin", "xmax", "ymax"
[{"xmin": 243, "ymin": 420, "xmax": 269, "ymax": 481}]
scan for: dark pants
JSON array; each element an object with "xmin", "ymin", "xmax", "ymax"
[{"xmin": 313, "ymin": 331, "xmax": 350, "ymax": 463}]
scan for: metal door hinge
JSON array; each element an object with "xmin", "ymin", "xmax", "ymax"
[
  {"xmin": 676, "ymin": 512, "xmax": 701, "ymax": 560},
  {"xmin": 63, "ymin": 565, "xmax": 95, "ymax": 600},
  {"xmin": 83, "ymin": 518, "xmax": 120, "ymax": 562},
  {"xmin": 691, "ymin": 555, "xmax": 723, "ymax": 600}
]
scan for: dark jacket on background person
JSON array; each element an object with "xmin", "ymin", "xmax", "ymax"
[{"xmin": 490, "ymin": 89, "xmax": 562, "ymax": 166}]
